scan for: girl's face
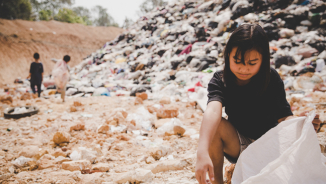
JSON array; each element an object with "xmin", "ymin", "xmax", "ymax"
[{"xmin": 229, "ymin": 47, "xmax": 262, "ymax": 85}]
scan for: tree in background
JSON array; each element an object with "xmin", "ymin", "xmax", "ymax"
[
  {"xmin": 0, "ymin": 0, "xmax": 32, "ymax": 20},
  {"xmin": 30, "ymin": 0, "xmax": 74, "ymax": 20},
  {"xmin": 92, "ymin": 5, "xmax": 119, "ymax": 27},
  {"xmin": 139, "ymin": 0, "xmax": 167, "ymax": 14},
  {"xmin": 39, "ymin": 9, "xmax": 52, "ymax": 20},
  {"xmin": 55, "ymin": 8, "xmax": 84, "ymax": 24},
  {"xmin": 73, "ymin": 6, "xmax": 92, "ymax": 25},
  {"xmin": 122, "ymin": 17, "xmax": 134, "ymax": 29}
]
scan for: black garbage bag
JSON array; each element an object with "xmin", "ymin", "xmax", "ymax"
[
  {"xmin": 310, "ymin": 4, "xmax": 326, "ymax": 13},
  {"xmin": 117, "ymin": 34, "xmax": 125, "ymax": 43},
  {"xmin": 157, "ymin": 50, "xmax": 166, "ymax": 57},
  {"xmin": 275, "ymin": 56, "xmax": 296, "ymax": 69},
  {"xmin": 130, "ymin": 86, "xmax": 152, "ymax": 96},
  {"xmin": 231, "ymin": 5, "xmax": 252, "ymax": 20},
  {"xmin": 195, "ymin": 27, "xmax": 206, "ymax": 38},
  {"xmin": 171, "ymin": 61, "xmax": 181, "ymax": 70},
  {"xmin": 221, "ymin": 0, "xmax": 231, "ymax": 10},
  {"xmin": 186, "ymin": 56, "xmax": 194, "ymax": 64},
  {"xmin": 208, "ymin": 21, "xmax": 218, "ymax": 29},
  {"xmin": 200, "ymin": 56, "xmax": 217, "ymax": 64},
  {"xmin": 308, "ymin": 41, "xmax": 326, "ymax": 53},
  {"xmin": 196, "ymin": 61, "xmax": 209, "ymax": 72}
]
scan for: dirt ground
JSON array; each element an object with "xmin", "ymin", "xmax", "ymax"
[{"xmin": 0, "ymin": 19, "xmax": 123, "ymax": 84}]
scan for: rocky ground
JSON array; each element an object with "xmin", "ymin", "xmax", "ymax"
[{"xmin": 0, "ymin": 89, "xmax": 325, "ymax": 184}]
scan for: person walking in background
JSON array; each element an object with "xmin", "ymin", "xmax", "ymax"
[
  {"xmin": 52, "ymin": 55, "xmax": 70, "ymax": 102},
  {"xmin": 27, "ymin": 53, "xmax": 44, "ymax": 97}
]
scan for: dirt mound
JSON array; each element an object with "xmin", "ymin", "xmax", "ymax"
[{"xmin": 0, "ymin": 19, "xmax": 123, "ymax": 84}]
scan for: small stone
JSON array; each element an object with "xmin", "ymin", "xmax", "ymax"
[
  {"xmin": 115, "ymin": 168, "xmax": 153, "ymax": 183},
  {"xmin": 154, "ymin": 119, "xmax": 171, "ymax": 128},
  {"xmin": 114, "ymin": 112, "xmax": 126, "ymax": 124},
  {"xmin": 70, "ymin": 122, "xmax": 85, "ymax": 132},
  {"xmin": 53, "ymin": 132, "xmax": 70, "ymax": 144},
  {"xmin": 156, "ymin": 107, "xmax": 179, "ymax": 119},
  {"xmin": 92, "ymin": 163, "xmax": 111, "ymax": 172},
  {"xmin": 136, "ymin": 92, "xmax": 148, "ymax": 100},
  {"xmin": 150, "ymin": 146, "xmax": 170, "ymax": 160},
  {"xmin": 38, "ymin": 159, "xmax": 55, "ymax": 170},
  {"xmin": 27, "ymin": 160, "xmax": 38, "ymax": 171},
  {"xmin": 70, "ymin": 106, "xmax": 77, "ymax": 112},
  {"xmin": 174, "ymin": 125, "xmax": 186, "ymax": 136},
  {"xmin": 224, "ymin": 163, "xmax": 235, "ymax": 184},
  {"xmin": 186, "ymin": 101, "xmax": 197, "ymax": 107},
  {"xmin": 33, "ymin": 149, "xmax": 49, "ymax": 160},
  {"xmin": 55, "ymin": 156, "xmax": 71, "ymax": 164},
  {"xmin": 159, "ymin": 96, "xmax": 171, "ymax": 104},
  {"xmin": 146, "ymin": 159, "xmax": 189, "ymax": 174},
  {"xmin": 19, "ymin": 146, "xmax": 39, "ymax": 158},
  {"xmin": 134, "ymin": 97, "xmax": 143, "ymax": 105},
  {"xmin": 106, "ymin": 118, "xmax": 118, "ymax": 126},
  {"xmin": 52, "ymin": 149, "xmax": 67, "ymax": 158},
  {"xmin": 147, "ymin": 105, "xmax": 159, "ymax": 114},
  {"xmin": 145, "ymin": 156, "xmax": 155, "ymax": 164},
  {"xmin": 73, "ymin": 101, "xmax": 83, "ymax": 106},
  {"xmin": 62, "ymin": 160, "xmax": 92, "ymax": 171},
  {"xmin": 98, "ymin": 124, "xmax": 110, "ymax": 134},
  {"xmin": 130, "ymin": 120, "xmax": 136, "ymax": 126},
  {"xmin": 116, "ymin": 134, "xmax": 130, "ymax": 141}
]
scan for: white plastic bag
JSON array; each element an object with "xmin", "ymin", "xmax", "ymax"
[
  {"xmin": 232, "ymin": 111, "xmax": 326, "ymax": 184},
  {"xmin": 52, "ymin": 60, "xmax": 69, "ymax": 89}
]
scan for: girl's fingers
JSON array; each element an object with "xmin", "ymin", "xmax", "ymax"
[
  {"xmin": 208, "ymin": 165, "xmax": 215, "ymax": 182},
  {"xmin": 200, "ymin": 171, "xmax": 207, "ymax": 184}
]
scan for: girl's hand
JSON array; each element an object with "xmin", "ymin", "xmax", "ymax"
[
  {"xmin": 195, "ymin": 152, "xmax": 215, "ymax": 184},
  {"xmin": 299, "ymin": 111, "xmax": 321, "ymax": 132}
]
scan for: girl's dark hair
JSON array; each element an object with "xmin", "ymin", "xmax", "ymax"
[
  {"xmin": 223, "ymin": 24, "xmax": 270, "ymax": 94},
  {"xmin": 33, "ymin": 53, "xmax": 40, "ymax": 60}
]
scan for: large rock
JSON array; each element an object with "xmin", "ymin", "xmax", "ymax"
[
  {"xmin": 62, "ymin": 160, "xmax": 92, "ymax": 171},
  {"xmin": 92, "ymin": 163, "xmax": 110, "ymax": 172},
  {"xmin": 53, "ymin": 132, "xmax": 70, "ymax": 144},
  {"xmin": 97, "ymin": 124, "xmax": 110, "ymax": 134},
  {"xmin": 38, "ymin": 158, "xmax": 55, "ymax": 170},
  {"xmin": 146, "ymin": 159, "xmax": 189, "ymax": 174},
  {"xmin": 115, "ymin": 168, "xmax": 153, "ymax": 183},
  {"xmin": 70, "ymin": 122, "xmax": 85, "ymax": 132},
  {"xmin": 136, "ymin": 92, "xmax": 148, "ymax": 100},
  {"xmin": 154, "ymin": 119, "xmax": 171, "ymax": 128},
  {"xmin": 150, "ymin": 146, "xmax": 171, "ymax": 160},
  {"xmin": 156, "ymin": 107, "xmax": 179, "ymax": 119},
  {"xmin": 52, "ymin": 149, "xmax": 67, "ymax": 158},
  {"xmin": 19, "ymin": 146, "xmax": 39, "ymax": 158},
  {"xmin": 159, "ymin": 96, "xmax": 171, "ymax": 104},
  {"xmin": 174, "ymin": 125, "xmax": 186, "ymax": 136},
  {"xmin": 134, "ymin": 97, "xmax": 143, "ymax": 105}
]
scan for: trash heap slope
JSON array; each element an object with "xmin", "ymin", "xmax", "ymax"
[
  {"xmin": 65, "ymin": 0, "xmax": 326, "ymax": 110},
  {"xmin": 0, "ymin": 19, "xmax": 123, "ymax": 84}
]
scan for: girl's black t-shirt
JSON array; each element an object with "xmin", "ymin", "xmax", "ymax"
[
  {"xmin": 207, "ymin": 68, "xmax": 293, "ymax": 140},
  {"xmin": 30, "ymin": 62, "xmax": 44, "ymax": 83}
]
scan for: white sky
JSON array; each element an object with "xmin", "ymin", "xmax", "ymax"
[{"xmin": 74, "ymin": 0, "xmax": 172, "ymax": 27}]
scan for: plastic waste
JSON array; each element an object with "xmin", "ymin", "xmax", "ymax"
[{"xmin": 232, "ymin": 112, "xmax": 326, "ymax": 184}]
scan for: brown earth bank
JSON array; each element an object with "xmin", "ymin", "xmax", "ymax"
[{"xmin": 0, "ymin": 19, "xmax": 123, "ymax": 84}]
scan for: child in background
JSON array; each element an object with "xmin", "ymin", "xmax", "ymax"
[
  {"xmin": 27, "ymin": 53, "xmax": 44, "ymax": 97},
  {"xmin": 52, "ymin": 55, "xmax": 70, "ymax": 102}
]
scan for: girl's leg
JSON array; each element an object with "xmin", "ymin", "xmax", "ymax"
[{"xmin": 208, "ymin": 118, "xmax": 240, "ymax": 184}]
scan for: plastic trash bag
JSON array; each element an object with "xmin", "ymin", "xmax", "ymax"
[
  {"xmin": 52, "ymin": 60, "xmax": 69, "ymax": 89},
  {"xmin": 232, "ymin": 111, "xmax": 326, "ymax": 184}
]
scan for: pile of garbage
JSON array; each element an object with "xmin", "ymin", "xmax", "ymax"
[
  {"xmin": 40, "ymin": 0, "xmax": 326, "ymax": 110},
  {"xmin": 1, "ymin": 0, "xmax": 326, "ymax": 183}
]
